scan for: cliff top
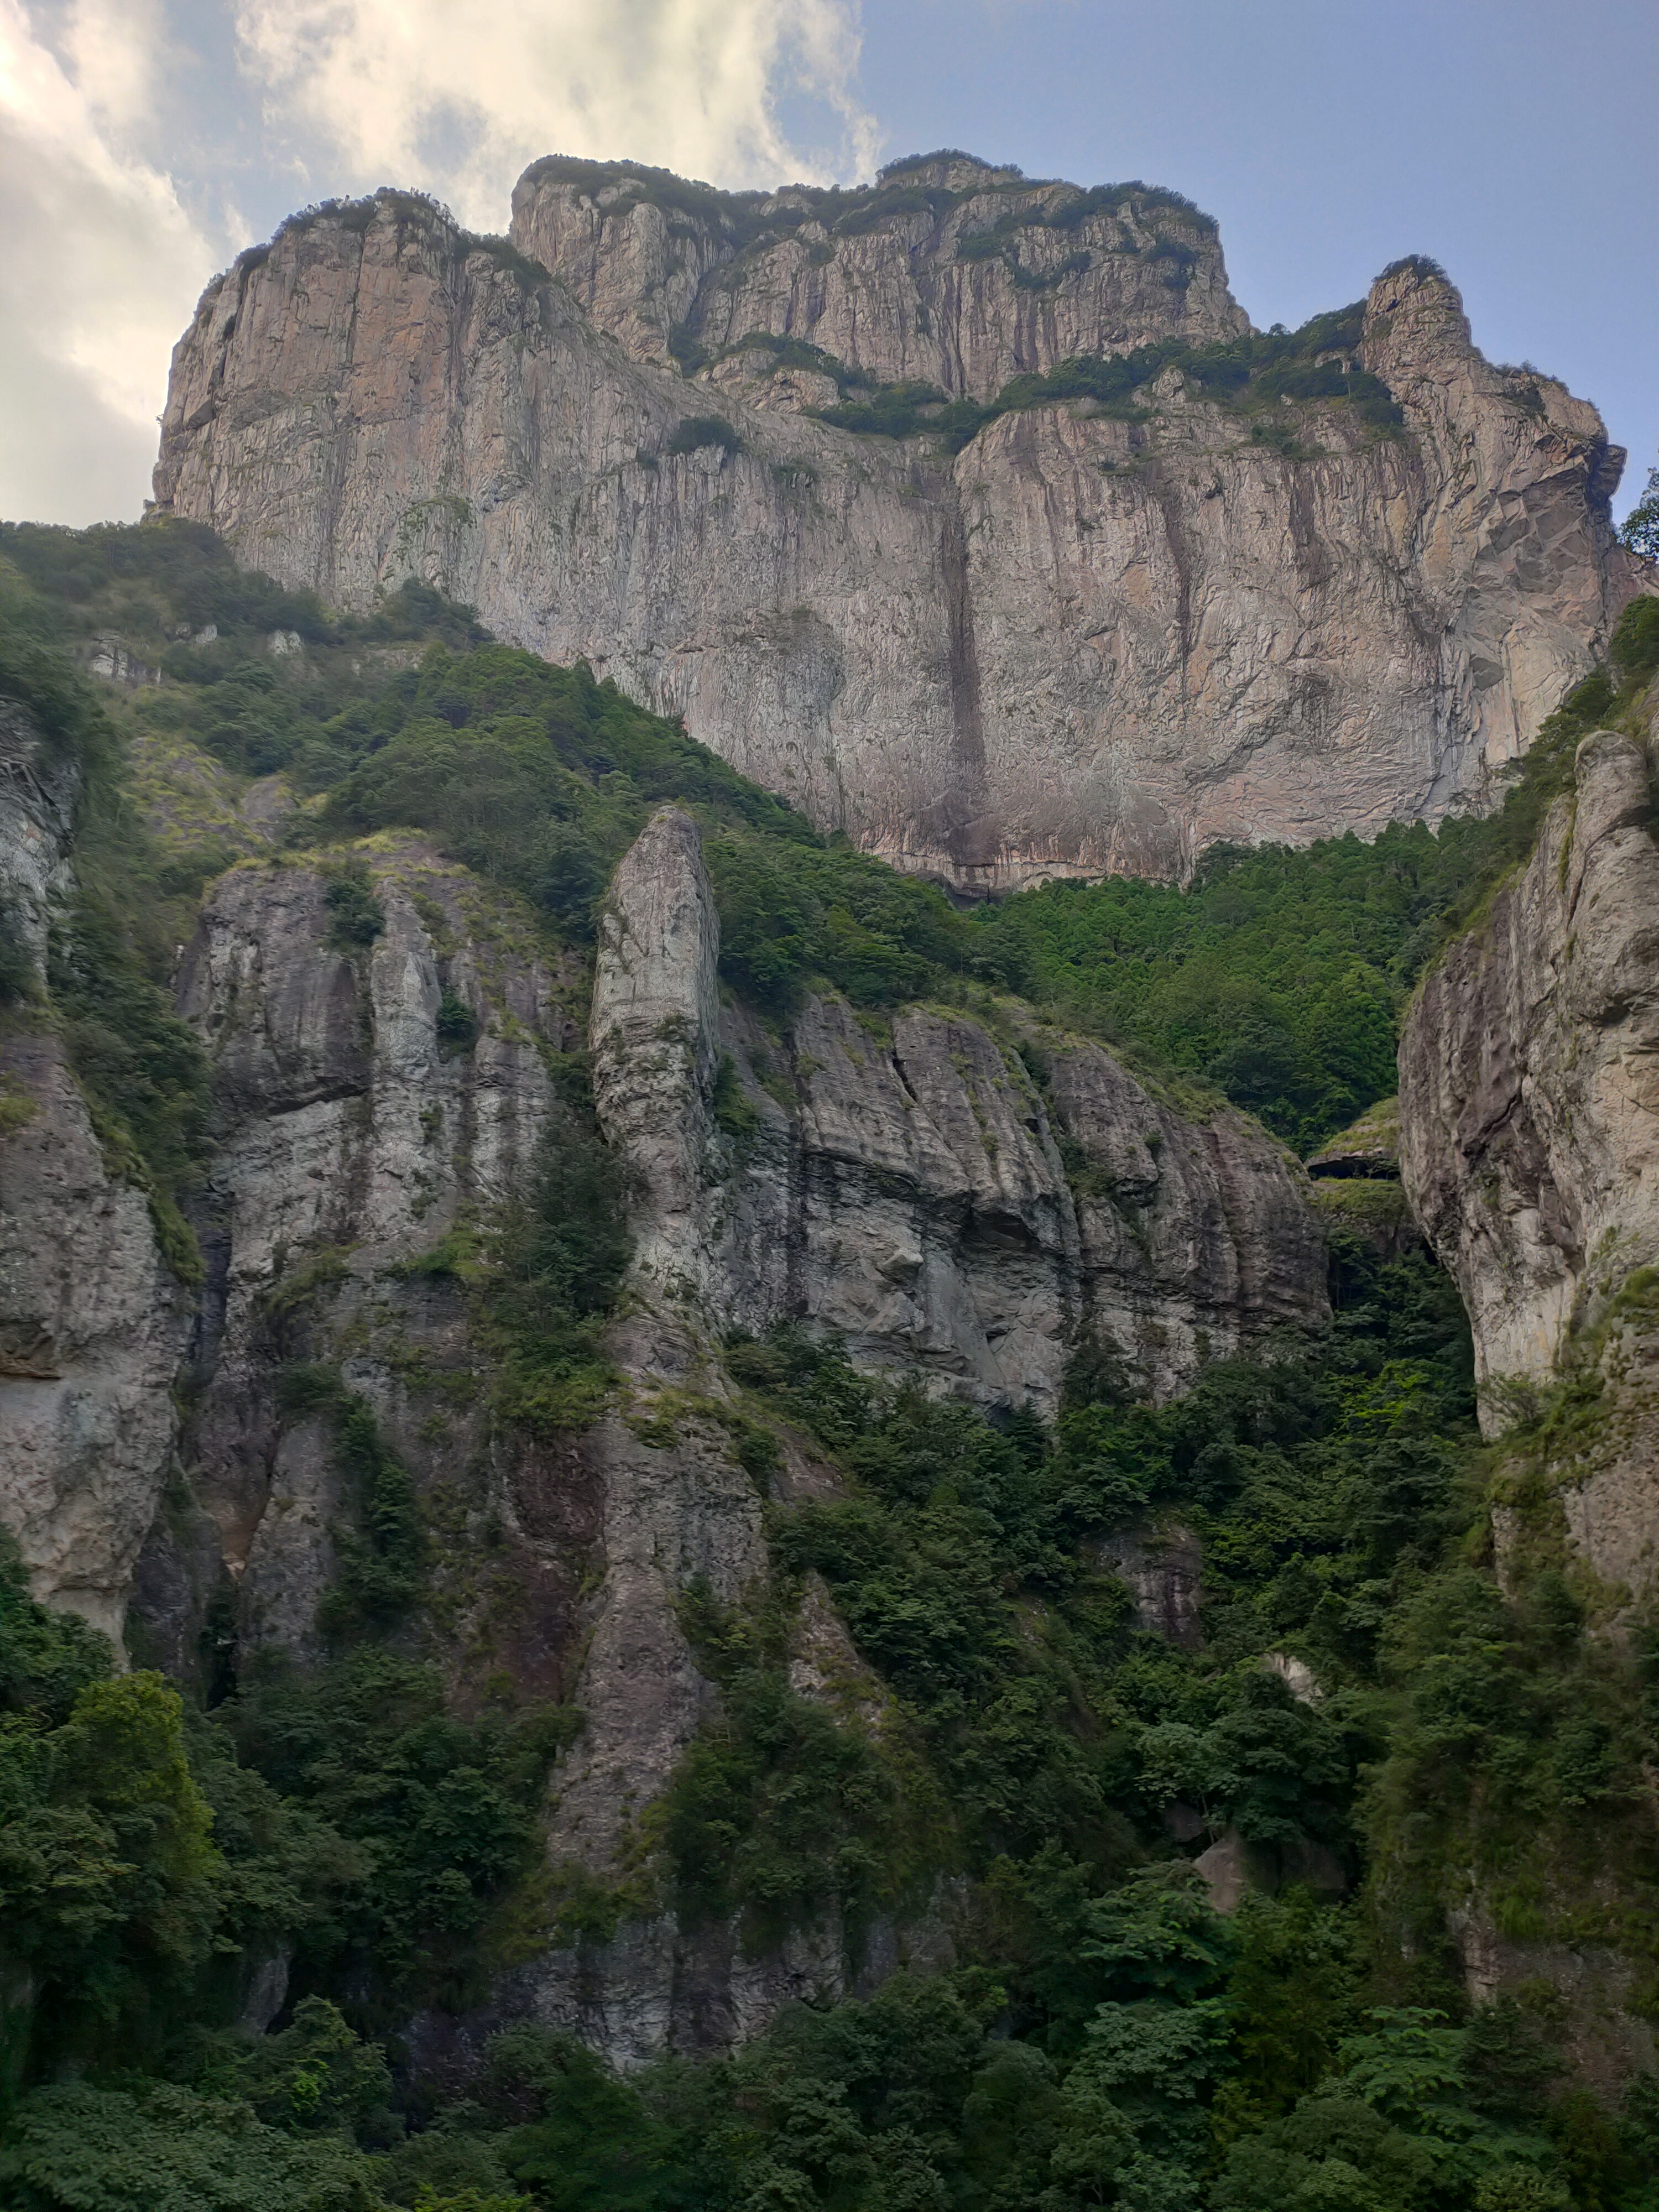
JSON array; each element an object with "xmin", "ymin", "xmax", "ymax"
[{"xmin": 512, "ymin": 147, "xmax": 1220, "ymax": 242}]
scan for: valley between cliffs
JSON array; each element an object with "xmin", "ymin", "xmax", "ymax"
[{"xmin": 3, "ymin": 157, "xmax": 1659, "ymax": 2203}]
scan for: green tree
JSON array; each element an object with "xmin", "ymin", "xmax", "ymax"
[{"xmin": 1620, "ymin": 466, "xmax": 1659, "ymax": 561}]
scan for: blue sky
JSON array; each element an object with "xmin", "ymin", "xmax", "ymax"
[{"xmin": 3, "ymin": 0, "xmax": 1652, "ymax": 528}]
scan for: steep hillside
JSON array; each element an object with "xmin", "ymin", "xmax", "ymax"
[
  {"xmin": 508, "ymin": 152, "xmax": 1249, "ymax": 393},
  {"xmin": 151, "ymin": 159, "xmax": 1640, "ymax": 888},
  {"xmin": 4, "ymin": 523, "xmax": 1659, "ymax": 2210}
]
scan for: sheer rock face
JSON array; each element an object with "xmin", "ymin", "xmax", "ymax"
[
  {"xmin": 0, "ymin": 706, "xmax": 186, "ymax": 1645},
  {"xmin": 522, "ymin": 806, "xmax": 1328, "ymax": 2063},
  {"xmin": 4, "ymin": 771, "xmax": 1329, "ymax": 2064},
  {"xmin": 508, "ymin": 155, "xmax": 1250, "ymax": 400},
  {"xmin": 0, "ymin": 1027, "xmax": 186, "ymax": 1644},
  {"xmin": 1399, "ymin": 723, "xmax": 1659, "ymax": 1606},
  {"xmin": 589, "ymin": 807, "xmax": 1329, "ymax": 1416},
  {"xmin": 589, "ymin": 807, "xmax": 723, "ymax": 1307},
  {"xmin": 153, "ymin": 180, "xmax": 1637, "ymax": 890},
  {"xmin": 1359, "ymin": 265, "xmax": 1637, "ymax": 778},
  {"xmin": 145, "ymin": 842, "xmax": 589, "ymax": 1683},
  {"xmin": 0, "ymin": 700, "xmax": 77, "ymax": 972}
]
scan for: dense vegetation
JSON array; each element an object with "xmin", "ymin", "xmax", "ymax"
[
  {"xmin": 807, "ymin": 303, "xmax": 1404, "ymax": 453},
  {"xmin": 1621, "ymin": 466, "xmax": 1659, "ymax": 563},
  {"xmin": 972, "ymin": 598, "xmax": 1659, "ymax": 1151},
  {"xmin": 515, "ymin": 151, "xmax": 1215, "ymax": 270},
  {"xmin": 5, "ymin": 1245, "xmax": 1657, "ymax": 2207},
  {"xmin": 3, "ymin": 519, "xmax": 1658, "ymax": 2208}
]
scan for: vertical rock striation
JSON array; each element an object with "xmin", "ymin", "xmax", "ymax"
[
  {"xmin": 150, "ymin": 840, "xmax": 586, "ymax": 1677},
  {"xmin": 588, "ymin": 806, "xmax": 723, "ymax": 1310},
  {"xmin": 0, "ymin": 1027, "xmax": 186, "ymax": 1643},
  {"xmin": 509, "ymin": 154, "xmax": 1250, "ymax": 398},
  {"xmin": 1400, "ymin": 719, "xmax": 1659, "ymax": 1605},
  {"xmin": 515, "ymin": 806, "xmax": 1332, "ymax": 2062},
  {"xmin": 586, "ymin": 808, "xmax": 1328, "ymax": 1410},
  {"xmin": 0, "ymin": 705, "xmax": 186, "ymax": 1643},
  {"xmin": 4, "ymin": 765, "xmax": 1332, "ymax": 2060},
  {"xmin": 152, "ymin": 170, "xmax": 1639, "ymax": 888}
]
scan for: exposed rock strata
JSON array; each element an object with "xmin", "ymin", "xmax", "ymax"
[
  {"xmin": 6, "ymin": 775, "xmax": 1328, "ymax": 2060},
  {"xmin": 0, "ymin": 705, "xmax": 185, "ymax": 1642},
  {"xmin": 1400, "ymin": 721, "xmax": 1659, "ymax": 1606},
  {"xmin": 150, "ymin": 842, "xmax": 587, "ymax": 1678},
  {"xmin": 1095, "ymin": 1524, "xmax": 1204, "ymax": 1649},
  {"xmin": 153, "ymin": 174, "xmax": 1637, "ymax": 888},
  {"xmin": 589, "ymin": 807, "xmax": 1329, "ymax": 1413},
  {"xmin": 510, "ymin": 153, "xmax": 1249, "ymax": 398},
  {"xmin": 1, "ymin": 700, "xmax": 77, "ymax": 976},
  {"xmin": 468, "ymin": 807, "xmax": 1327, "ymax": 2062},
  {"xmin": 589, "ymin": 806, "xmax": 723, "ymax": 1307},
  {"xmin": 0, "ymin": 1026, "xmax": 186, "ymax": 1642}
]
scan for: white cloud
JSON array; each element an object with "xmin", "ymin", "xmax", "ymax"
[
  {"xmin": 59, "ymin": 0, "xmax": 163, "ymax": 134},
  {"xmin": 234, "ymin": 0, "xmax": 880, "ymax": 230},
  {"xmin": 0, "ymin": 0, "xmax": 876, "ymax": 527},
  {"xmin": 0, "ymin": 0, "xmax": 217, "ymax": 523}
]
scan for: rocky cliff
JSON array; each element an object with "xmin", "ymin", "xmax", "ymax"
[
  {"xmin": 1, "ymin": 732, "xmax": 1332, "ymax": 2057},
  {"xmin": 152, "ymin": 161, "xmax": 1638, "ymax": 888},
  {"xmin": 1400, "ymin": 713, "xmax": 1659, "ymax": 1613},
  {"xmin": 1396, "ymin": 694, "xmax": 1659, "ymax": 2080},
  {"xmin": 508, "ymin": 153, "xmax": 1249, "ymax": 398},
  {"xmin": 589, "ymin": 806, "xmax": 1328, "ymax": 1413},
  {"xmin": 0, "ymin": 705, "xmax": 186, "ymax": 1642},
  {"xmin": 476, "ymin": 801, "xmax": 1329, "ymax": 2057}
]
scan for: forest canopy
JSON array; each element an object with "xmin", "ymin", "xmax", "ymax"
[{"xmin": 3, "ymin": 519, "xmax": 1657, "ymax": 2210}]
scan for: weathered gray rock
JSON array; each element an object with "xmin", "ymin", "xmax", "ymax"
[
  {"xmin": 1447, "ymin": 1899, "xmax": 1656, "ymax": 2099},
  {"xmin": 1400, "ymin": 719, "xmax": 1659, "ymax": 1604},
  {"xmin": 0, "ymin": 1027, "xmax": 186, "ymax": 1643},
  {"xmin": 510, "ymin": 154, "xmax": 1249, "ymax": 399},
  {"xmin": 154, "ymin": 842, "xmax": 584, "ymax": 1670},
  {"xmin": 589, "ymin": 810, "xmax": 1330, "ymax": 1412},
  {"xmin": 1097, "ymin": 1524, "xmax": 1204, "ymax": 1648},
  {"xmin": 0, "ymin": 706, "xmax": 185, "ymax": 1644},
  {"xmin": 589, "ymin": 807, "xmax": 723, "ymax": 1310},
  {"xmin": 1194, "ymin": 1825, "xmax": 1346, "ymax": 1914},
  {"xmin": 0, "ymin": 700, "xmax": 76, "ymax": 978},
  {"xmin": 540, "ymin": 1369, "xmax": 767, "ymax": 1879},
  {"xmin": 500, "ymin": 807, "xmax": 1331, "ymax": 2060},
  {"xmin": 1048, "ymin": 1039, "xmax": 1330, "ymax": 1394},
  {"xmin": 153, "ymin": 178, "xmax": 1639, "ymax": 890}
]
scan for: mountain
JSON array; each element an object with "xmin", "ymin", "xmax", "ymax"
[
  {"xmin": 152, "ymin": 155, "xmax": 1640, "ymax": 888},
  {"xmin": 2, "ymin": 160, "xmax": 1659, "ymax": 2205}
]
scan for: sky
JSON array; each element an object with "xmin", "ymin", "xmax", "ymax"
[{"xmin": 1, "ymin": 0, "xmax": 1652, "ymax": 530}]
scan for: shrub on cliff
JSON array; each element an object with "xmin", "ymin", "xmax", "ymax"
[{"xmin": 0, "ymin": 1539, "xmax": 218, "ymax": 2082}]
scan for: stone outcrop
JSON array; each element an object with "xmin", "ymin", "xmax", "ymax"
[
  {"xmin": 589, "ymin": 807, "xmax": 723, "ymax": 1307},
  {"xmin": 1399, "ymin": 717, "xmax": 1659, "ymax": 1606},
  {"xmin": 589, "ymin": 807, "xmax": 1329, "ymax": 1414},
  {"xmin": 147, "ymin": 838, "xmax": 588, "ymax": 1682},
  {"xmin": 130, "ymin": 801, "xmax": 1323, "ymax": 2061},
  {"xmin": 152, "ymin": 169, "xmax": 1639, "ymax": 890},
  {"xmin": 0, "ymin": 1026, "xmax": 186, "ymax": 1644},
  {"xmin": 489, "ymin": 805, "xmax": 1330, "ymax": 2060},
  {"xmin": 1095, "ymin": 1524, "xmax": 1204, "ymax": 1649},
  {"xmin": 1, "ymin": 685, "xmax": 1333, "ymax": 2060},
  {"xmin": 509, "ymin": 154, "xmax": 1249, "ymax": 399},
  {"xmin": 1305, "ymin": 1095, "xmax": 1421, "ymax": 1256},
  {"xmin": 0, "ymin": 704, "xmax": 186, "ymax": 1644}
]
